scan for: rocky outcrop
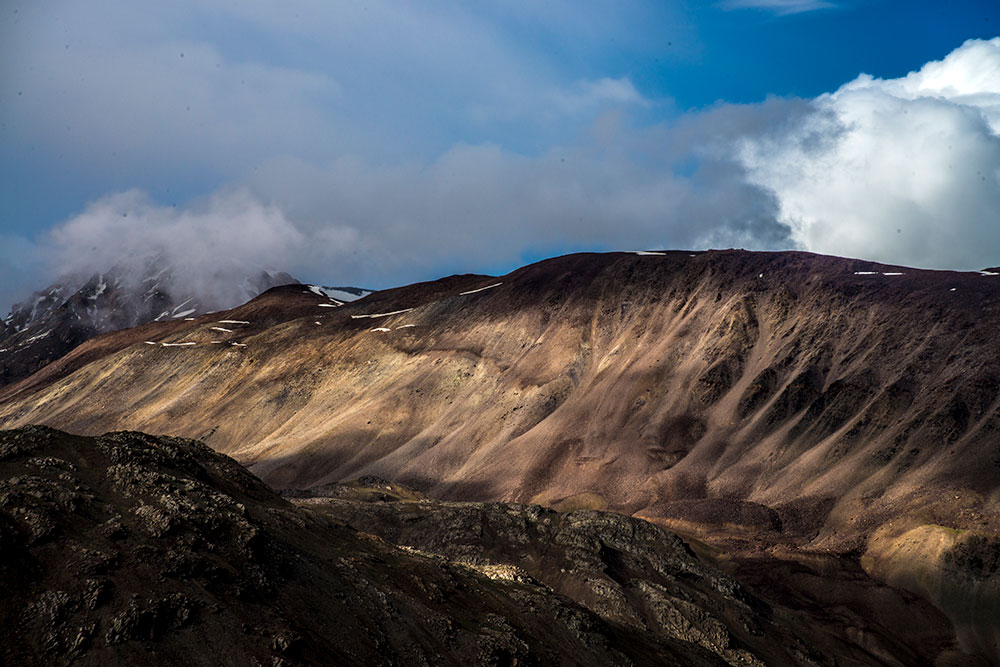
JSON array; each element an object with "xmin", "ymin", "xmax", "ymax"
[
  {"xmin": 0, "ymin": 426, "xmax": 780, "ymax": 665},
  {"xmin": 3, "ymin": 426, "xmax": 979, "ymax": 665}
]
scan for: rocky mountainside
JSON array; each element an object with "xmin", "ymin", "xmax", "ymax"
[
  {"xmin": 0, "ymin": 426, "xmax": 975, "ymax": 666},
  {"xmin": 0, "ymin": 258, "xmax": 300, "ymax": 388},
  {"xmin": 1, "ymin": 249, "xmax": 998, "ymax": 661}
]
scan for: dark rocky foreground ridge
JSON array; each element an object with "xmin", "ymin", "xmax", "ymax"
[{"xmin": 0, "ymin": 426, "xmax": 981, "ymax": 666}]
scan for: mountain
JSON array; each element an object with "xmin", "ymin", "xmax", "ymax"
[
  {"xmin": 1, "ymin": 249, "xmax": 998, "ymax": 661},
  {"xmin": 0, "ymin": 426, "xmax": 969, "ymax": 666},
  {"xmin": 0, "ymin": 258, "xmax": 300, "ymax": 388}
]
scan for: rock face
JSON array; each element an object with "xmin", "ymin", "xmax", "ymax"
[
  {"xmin": 0, "ymin": 259, "xmax": 298, "ymax": 388},
  {"xmin": 0, "ymin": 426, "xmax": 975, "ymax": 666},
  {"xmin": 1, "ymin": 249, "xmax": 999, "ymax": 660}
]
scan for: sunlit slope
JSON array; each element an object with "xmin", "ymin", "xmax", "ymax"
[{"xmin": 2, "ymin": 250, "xmax": 999, "ymax": 553}]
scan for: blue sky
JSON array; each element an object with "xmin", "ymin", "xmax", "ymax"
[{"xmin": 1, "ymin": 0, "xmax": 998, "ymax": 311}]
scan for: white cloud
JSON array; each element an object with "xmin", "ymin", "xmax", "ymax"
[
  {"xmin": 843, "ymin": 37, "xmax": 1000, "ymax": 132},
  {"xmin": 739, "ymin": 38, "xmax": 1000, "ymax": 270},
  {"xmin": 548, "ymin": 78, "xmax": 651, "ymax": 114},
  {"xmin": 717, "ymin": 0, "xmax": 836, "ymax": 15},
  {"xmin": 41, "ymin": 189, "xmax": 310, "ymax": 310}
]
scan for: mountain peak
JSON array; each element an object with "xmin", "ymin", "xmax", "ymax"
[{"xmin": 0, "ymin": 261, "xmax": 301, "ymax": 387}]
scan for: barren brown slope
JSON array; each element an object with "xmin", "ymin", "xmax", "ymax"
[{"xmin": 1, "ymin": 250, "xmax": 999, "ymax": 657}]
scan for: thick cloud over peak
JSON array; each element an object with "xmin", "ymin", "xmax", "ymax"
[
  {"xmin": 740, "ymin": 38, "xmax": 1000, "ymax": 271},
  {"xmin": 40, "ymin": 189, "xmax": 307, "ymax": 310}
]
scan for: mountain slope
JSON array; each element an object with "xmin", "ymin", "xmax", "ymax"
[{"xmin": 1, "ymin": 249, "xmax": 998, "ymax": 659}]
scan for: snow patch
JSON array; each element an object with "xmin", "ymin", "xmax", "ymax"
[
  {"xmin": 314, "ymin": 286, "xmax": 373, "ymax": 302},
  {"xmin": 144, "ymin": 266, "xmax": 168, "ymax": 282},
  {"xmin": 218, "ymin": 320, "xmax": 249, "ymax": 325},
  {"xmin": 882, "ymin": 272, "xmax": 904, "ymax": 276},
  {"xmin": 460, "ymin": 282, "xmax": 502, "ymax": 296},
  {"xmin": 144, "ymin": 341, "xmax": 157, "ymax": 345},
  {"xmin": 632, "ymin": 251, "xmax": 666, "ymax": 256},
  {"xmin": 88, "ymin": 276, "xmax": 107, "ymax": 300},
  {"xmin": 231, "ymin": 342, "xmax": 247, "ymax": 347},
  {"xmin": 981, "ymin": 271, "xmax": 999, "ymax": 276},
  {"xmin": 171, "ymin": 309, "xmax": 196, "ymax": 319},
  {"xmin": 317, "ymin": 303, "xmax": 339, "ymax": 308},
  {"xmin": 171, "ymin": 297, "xmax": 193, "ymax": 312},
  {"xmin": 396, "ymin": 324, "xmax": 415, "ymax": 329},
  {"xmin": 210, "ymin": 327, "xmax": 233, "ymax": 333},
  {"xmin": 351, "ymin": 308, "xmax": 414, "ymax": 319},
  {"xmin": 370, "ymin": 327, "xmax": 391, "ymax": 332},
  {"xmin": 161, "ymin": 342, "xmax": 197, "ymax": 347},
  {"xmin": 23, "ymin": 331, "xmax": 51, "ymax": 345}
]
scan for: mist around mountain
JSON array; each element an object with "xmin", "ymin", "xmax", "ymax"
[{"xmin": 0, "ymin": 255, "xmax": 303, "ymax": 387}]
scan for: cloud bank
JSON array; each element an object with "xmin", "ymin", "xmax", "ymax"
[
  {"xmin": 739, "ymin": 37, "xmax": 1000, "ymax": 271},
  {"xmin": 33, "ymin": 99, "xmax": 801, "ymax": 298},
  {"xmin": 37, "ymin": 189, "xmax": 306, "ymax": 311},
  {"xmin": 8, "ymin": 38, "xmax": 1000, "ymax": 313}
]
